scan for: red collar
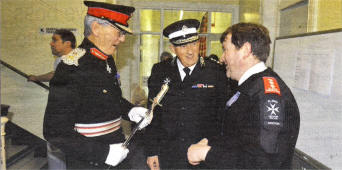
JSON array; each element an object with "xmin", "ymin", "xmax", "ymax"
[{"xmin": 90, "ymin": 48, "xmax": 108, "ymax": 60}]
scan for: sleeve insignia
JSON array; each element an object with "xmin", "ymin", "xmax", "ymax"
[
  {"xmin": 61, "ymin": 48, "xmax": 86, "ymax": 66},
  {"xmin": 263, "ymin": 77, "xmax": 281, "ymax": 96}
]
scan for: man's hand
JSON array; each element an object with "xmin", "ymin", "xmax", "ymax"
[
  {"xmin": 147, "ymin": 155, "xmax": 160, "ymax": 170},
  {"xmin": 105, "ymin": 143, "xmax": 129, "ymax": 167},
  {"xmin": 187, "ymin": 138, "xmax": 211, "ymax": 165},
  {"xmin": 27, "ymin": 75, "xmax": 38, "ymax": 82},
  {"xmin": 128, "ymin": 107, "xmax": 152, "ymax": 130}
]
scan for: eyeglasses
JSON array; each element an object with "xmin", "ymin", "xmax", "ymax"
[
  {"xmin": 108, "ymin": 23, "xmax": 126, "ymax": 37},
  {"xmin": 118, "ymin": 30, "xmax": 126, "ymax": 37}
]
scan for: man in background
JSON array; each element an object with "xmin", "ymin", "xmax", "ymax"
[
  {"xmin": 27, "ymin": 29, "xmax": 76, "ymax": 82},
  {"xmin": 159, "ymin": 51, "xmax": 173, "ymax": 62},
  {"xmin": 27, "ymin": 29, "xmax": 76, "ymax": 170},
  {"xmin": 187, "ymin": 23, "xmax": 300, "ymax": 169}
]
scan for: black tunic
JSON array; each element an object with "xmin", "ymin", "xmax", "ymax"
[
  {"xmin": 205, "ymin": 68, "xmax": 300, "ymax": 169},
  {"xmin": 43, "ymin": 38, "xmax": 133, "ymax": 169},
  {"xmin": 144, "ymin": 57, "xmax": 228, "ymax": 169}
]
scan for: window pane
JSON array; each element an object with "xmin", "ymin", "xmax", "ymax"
[
  {"xmin": 164, "ymin": 10, "xmax": 207, "ymax": 28},
  {"xmin": 211, "ymin": 12, "xmax": 232, "ymax": 33},
  {"xmin": 162, "ymin": 37, "xmax": 174, "ymax": 58},
  {"xmin": 140, "ymin": 34, "xmax": 160, "ymax": 89},
  {"xmin": 210, "ymin": 40, "xmax": 223, "ymax": 59},
  {"xmin": 140, "ymin": 9, "xmax": 161, "ymax": 32}
]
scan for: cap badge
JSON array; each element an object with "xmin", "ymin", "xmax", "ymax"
[
  {"xmin": 182, "ymin": 25, "xmax": 188, "ymax": 30},
  {"xmin": 181, "ymin": 25, "xmax": 189, "ymax": 37}
]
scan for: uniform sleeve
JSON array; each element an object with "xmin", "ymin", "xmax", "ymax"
[
  {"xmin": 204, "ymin": 133, "xmax": 241, "ymax": 168},
  {"xmin": 214, "ymin": 66, "xmax": 229, "ymax": 135},
  {"xmin": 120, "ymin": 97, "xmax": 134, "ymax": 120},
  {"xmin": 144, "ymin": 64, "xmax": 164, "ymax": 157},
  {"xmin": 43, "ymin": 64, "xmax": 109, "ymax": 163}
]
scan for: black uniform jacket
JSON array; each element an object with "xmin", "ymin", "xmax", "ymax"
[
  {"xmin": 144, "ymin": 57, "xmax": 228, "ymax": 168},
  {"xmin": 43, "ymin": 38, "xmax": 133, "ymax": 168},
  {"xmin": 205, "ymin": 68, "xmax": 300, "ymax": 169}
]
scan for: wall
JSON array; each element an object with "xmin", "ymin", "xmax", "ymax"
[
  {"xmin": 239, "ymin": 0, "xmax": 261, "ymax": 23},
  {"xmin": 279, "ymin": 0, "xmax": 304, "ymax": 9},
  {"xmin": 0, "ymin": 0, "xmax": 89, "ymax": 74},
  {"xmin": 279, "ymin": 1, "xmax": 308, "ymax": 37},
  {"xmin": 316, "ymin": 0, "xmax": 342, "ymax": 31},
  {"xmin": 278, "ymin": 0, "xmax": 342, "ymax": 34}
]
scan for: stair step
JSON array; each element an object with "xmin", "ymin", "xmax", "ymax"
[{"xmin": 7, "ymin": 152, "xmax": 47, "ymax": 170}]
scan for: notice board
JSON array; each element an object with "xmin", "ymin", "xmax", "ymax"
[{"xmin": 273, "ymin": 29, "xmax": 342, "ymax": 169}]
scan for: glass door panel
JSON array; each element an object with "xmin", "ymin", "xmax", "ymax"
[
  {"xmin": 210, "ymin": 40, "xmax": 223, "ymax": 59},
  {"xmin": 140, "ymin": 9, "xmax": 161, "ymax": 32},
  {"xmin": 140, "ymin": 34, "xmax": 160, "ymax": 91},
  {"xmin": 164, "ymin": 10, "xmax": 206, "ymax": 28},
  {"xmin": 211, "ymin": 12, "xmax": 232, "ymax": 33},
  {"xmin": 162, "ymin": 37, "xmax": 173, "ymax": 57}
]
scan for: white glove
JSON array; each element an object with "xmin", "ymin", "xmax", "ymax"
[
  {"xmin": 105, "ymin": 143, "xmax": 129, "ymax": 167},
  {"xmin": 128, "ymin": 107, "xmax": 152, "ymax": 130}
]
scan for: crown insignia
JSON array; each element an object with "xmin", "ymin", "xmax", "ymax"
[{"xmin": 181, "ymin": 25, "xmax": 189, "ymax": 37}]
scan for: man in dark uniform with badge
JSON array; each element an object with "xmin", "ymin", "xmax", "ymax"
[
  {"xmin": 187, "ymin": 23, "xmax": 300, "ymax": 169},
  {"xmin": 43, "ymin": 1, "xmax": 152, "ymax": 169},
  {"xmin": 144, "ymin": 19, "xmax": 228, "ymax": 169}
]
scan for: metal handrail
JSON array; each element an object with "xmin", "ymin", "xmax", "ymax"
[
  {"xmin": 0, "ymin": 60, "xmax": 49, "ymax": 90},
  {"xmin": 294, "ymin": 148, "xmax": 331, "ymax": 170}
]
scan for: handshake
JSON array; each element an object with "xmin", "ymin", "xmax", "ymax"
[{"xmin": 105, "ymin": 106, "xmax": 152, "ymax": 167}]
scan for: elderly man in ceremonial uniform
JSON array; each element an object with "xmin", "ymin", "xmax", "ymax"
[
  {"xmin": 187, "ymin": 23, "xmax": 300, "ymax": 169},
  {"xmin": 43, "ymin": 1, "xmax": 151, "ymax": 169},
  {"xmin": 144, "ymin": 19, "xmax": 228, "ymax": 169}
]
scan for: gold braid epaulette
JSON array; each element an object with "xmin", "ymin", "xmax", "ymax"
[
  {"xmin": 61, "ymin": 48, "xmax": 86, "ymax": 66},
  {"xmin": 208, "ymin": 57, "xmax": 222, "ymax": 65}
]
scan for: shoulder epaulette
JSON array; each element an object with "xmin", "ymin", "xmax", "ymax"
[
  {"xmin": 262, "ymin": 77, "xmax": 281, "ymax": 96},
  {"xmin": 207, "ymin": 57, "xmax": 222, "ymax": 65},
  {"xmin": 200, "ymin": 56, "xmax": 205, "ymax": 68},
  {"xmin": 61, "ymin": 48, "xmax": 86, "ymax": 66}
]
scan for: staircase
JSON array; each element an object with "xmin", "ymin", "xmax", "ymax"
[{"xmin": 2, "ymin": 121, "xmax": 47, "ymax": 170}]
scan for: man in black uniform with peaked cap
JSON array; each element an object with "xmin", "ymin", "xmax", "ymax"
[
  {"xmin": 144, "ymin": 19, "xmax": 228, "ymax": 169},
  {"xmin": 187, "ymin": 23, "xmax": 300, "ymax": 169},
  {"xmin": 43, "ymin": 1, "xmax": 152, "ymax": 169}
]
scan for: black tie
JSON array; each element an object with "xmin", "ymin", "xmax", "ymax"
[{"xmin": 183, "ymin": 67, "xmax": 190, "ymax": 82}]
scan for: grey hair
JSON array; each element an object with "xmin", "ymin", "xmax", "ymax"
[{"xmin": 84, "ymin": 15, "xmax": 113, "ymax": 37}]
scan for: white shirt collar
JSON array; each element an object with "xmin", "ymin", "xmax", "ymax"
[
  {"xmin": 177, "ymin": 58, "xmax": 196, "ymax": 81},
  {"xmin": 238, "ymin": 62, "xmax": 267, "ymax": 86}
]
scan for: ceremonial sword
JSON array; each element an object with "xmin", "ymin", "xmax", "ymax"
[{"xmin": 122, "ymin": 78, "xmax": 170, "ymax": 147}]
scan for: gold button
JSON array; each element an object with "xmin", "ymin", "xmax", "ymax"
[{"xmin": 103, "ymin": 89, "xmax": 107, "ymax": 93}]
